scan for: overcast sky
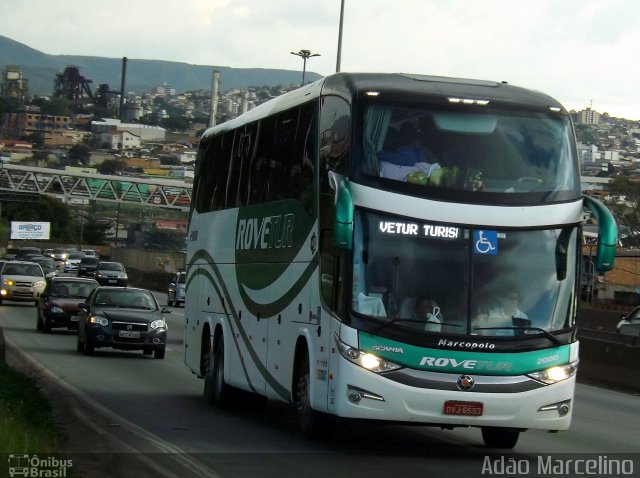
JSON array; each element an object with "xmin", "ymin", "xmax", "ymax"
[{"xmin": 1, "ymin": 0, "xmax": 638, "ymax": 120}]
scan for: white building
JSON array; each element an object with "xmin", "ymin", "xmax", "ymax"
[
  {"xmin": 577, "ymin": 143, "xmax": 601, "ymax": 163},
  {"xmin": 91, "ymin": 119, "xmax": 166, "ymax": 142},
  {"xmin": 100, "ymin": 130, "xmax": 141, "ymax": 150}
]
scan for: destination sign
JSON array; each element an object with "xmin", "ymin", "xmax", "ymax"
[{"xmin": 378, "ymin": 221, "xmax": 459, "ymax": 239}]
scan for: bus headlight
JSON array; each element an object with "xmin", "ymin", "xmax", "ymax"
[
  {"xmin": 335, "ymin": 334, "xmax": 402, "ymax": 373},
  {"xmin": 528, "ymin": 362, "xmax": 577, "ymax": 384}
]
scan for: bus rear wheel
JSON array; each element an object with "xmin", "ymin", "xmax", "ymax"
[{"xmin": 481, "ymin": 427, "xmax": 520, "ymax": 449}]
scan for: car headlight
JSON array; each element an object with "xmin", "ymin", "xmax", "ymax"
[
  {"xmin": 35, "ymin": 280, "xmax": 46, "ymax": 288},
  {"xmin": 528, "ymin": 361, "xmax": 578, "ymax": 384},
  {"xmin": 3, "ymin": 279, "xmax": 14, "ymax": 286},
  {"xmin": 150, "ymin": 319, "xmax": 166, "ymax": 330},
  {"xmin": 89, "ymin": 315, "xmax": 109, "ymax": 327},
  {"xmin": 50, "ymin": 306, "xmax": 64, "ymax": 314},
  {"xmin": 335, "ymin": 334, "xmax": 402, "ymax": 373}
]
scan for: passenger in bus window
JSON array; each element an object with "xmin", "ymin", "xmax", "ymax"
[
  {"xmin": 378, "ymin": 122, "xmax": 440, "ymax": 183},
  {"xmin": 412, "ymin": 297, "xmax": 442, "ymax": 332},
  {"xmin": 397, "ymin": 296, "xmax": 442, "ymax": 332}
]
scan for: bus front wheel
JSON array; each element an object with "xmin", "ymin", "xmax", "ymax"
[
  {"xmin": 295, "ymin": 355, "xmax": 332, "ymax": 439},
  {"xmin": 481, "ymin": 427, "xmax": 520, "ymax": 449}
]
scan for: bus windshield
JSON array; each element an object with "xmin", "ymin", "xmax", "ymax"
[
  {"xmin": 356, "ymin": 104, "xmax": 580, "ymax": 203},
  {"xmin": 351, "ymin": 210, "xmax": 578, "ymax": 338}
]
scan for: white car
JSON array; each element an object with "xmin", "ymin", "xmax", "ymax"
[
  {"xmin": 64, "ymin": 252, "xmax": 86, "ymax": 273},
  {"xmin": 0, "ymin": 261, "xmax": 47, "ymax": 306},
  {"xmin": 616, "ymin": 307, "xmax": 640, "ymax": 334}
]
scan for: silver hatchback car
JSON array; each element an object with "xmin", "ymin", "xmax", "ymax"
[{"xmin": 167, "ymin": 271, "xmax": 186, "ymax": 307}]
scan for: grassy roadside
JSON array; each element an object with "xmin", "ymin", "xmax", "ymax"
[{"xmin": 0, "ymin": 360, "xmax": 66, "ymax": 454}]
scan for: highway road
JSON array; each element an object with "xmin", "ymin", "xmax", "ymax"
[{"xmin": 1, "ymin": 292, "xmax": 639, "ymax": 478}]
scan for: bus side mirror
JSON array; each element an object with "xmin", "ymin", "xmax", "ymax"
[
  {"xmin": 583, "ymin": 195, "xmax": 618, "ymax": 272},
  {"xmin": 330, "ymin": 172, "xmax": 353, "ymax": 250}
]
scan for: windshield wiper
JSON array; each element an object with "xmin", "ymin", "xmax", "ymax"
[
  {"xmin": 472, "ymin": 326, "xmax": 562, "ymax": 345},
  {"xmin": 374, "ymin": 318, "xmax": 462, "ymax": 333}
]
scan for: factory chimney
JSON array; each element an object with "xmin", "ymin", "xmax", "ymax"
[
  {"xmin": 119, "ymin": 57, "xmax": 127, "ymax": 121},
  {"xmin": 210, "ymin": 70, "xmax": 220, "ymax": 128}
]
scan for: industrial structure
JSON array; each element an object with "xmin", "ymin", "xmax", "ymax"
[
  {"xmin": 53, "ymin": 65, "xmax": 95, "ymax": 111},
  {"xmin": 1, "ymin": 66, "xmax": 29, "ymax": 105}
]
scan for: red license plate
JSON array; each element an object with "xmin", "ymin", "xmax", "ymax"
[{"xmin": 443, "ymin": 400, "xmax": 484, "ymax": 416}]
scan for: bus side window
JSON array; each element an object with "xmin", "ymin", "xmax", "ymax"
[
  {"xmin": 319, "ymin": 96, "xmax": 351, "ymax": 193},
  {"xmin": 249, "ymin": 116, "xmax": 277, "ymax": 204},
  {"xmin": 194, "ymin": 138, "xmax": 216, "ymax": 213}
]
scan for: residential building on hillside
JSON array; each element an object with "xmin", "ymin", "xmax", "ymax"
[
  {"xmin": 577, "ymin": 107, "xmax": 600, "ymax": 125},
  {"xmin": 91, "ymin": 119, "xmax": 166, "ymax": 141},
  {"xmin": 2, "ymin": 106, "xmax": 70, "ymax": 138},
  {"xmin": 100, "ymin": 130, "xmax": 141, "ymax": 150}
]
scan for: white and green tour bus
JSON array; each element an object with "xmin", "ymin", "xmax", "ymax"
[{"xmin": 184, "ymin": 73, "xmax": 617, "ymax": 448}]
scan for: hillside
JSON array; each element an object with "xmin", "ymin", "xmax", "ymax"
[{"xmin": 0, "ymin": 35, "xmax": 323, "ymax": 95}]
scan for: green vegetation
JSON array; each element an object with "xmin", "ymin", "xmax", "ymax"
[{"xmin": 0, "ymin": 362, "xmax": 65, "ymax": 453}]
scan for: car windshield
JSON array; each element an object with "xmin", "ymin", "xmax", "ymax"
[
  {"xmin": 99, "ymin": 263, "xmax": 124, "ymax": 271},
  {"xmin": 177, "ymin": 274, "xmax": 186, "ymax": 284},
  {"xmin": 34, "ymin": 259, "xmax": 55, "ymax": 268},
  {"xmin": 68, "ymin": 253, "xmax": 85, "ymax": 260},
  {"xmin": 51, "ymin": 281, "xmax": 97, "ymax": 298},
  {"xmin": 2, "ymin": 263, "xmax": 44, "ymax": 277},
  {"xmin": 94, "ymin": 290, "xmax": 156, "ymax": 309}
]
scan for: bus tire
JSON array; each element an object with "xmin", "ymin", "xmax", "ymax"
[
  {"xmin": 295, "ymin": 354, "xmax": 332, "ymax": 439},
  {"xmin": 204, "ymin": 336, "xmax": 233, "ymax": 408},
  {"xmin": 203, "ymin": 345, "xmax": 216, "ymax": 405},
  {"xmin": 481, "ymin": 427, "xmax": 520, "ymax": 449}
]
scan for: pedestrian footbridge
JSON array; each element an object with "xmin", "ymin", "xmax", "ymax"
[{"xmin": 0, "ymin": 164, "xmax": 192, "ymax": 210}]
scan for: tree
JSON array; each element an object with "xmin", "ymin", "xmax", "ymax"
[
  {"xmin": 27, "ymin": 132, "xmax": 45, "ymax": 148},
  {"xmin": 32, "ymin": 97, "xmax": 72, "ymax": 117},
  {"xmin": 2, "ymin": 195, "xmax": 77, "ymax": 243},
  {"xmin": 574, "ymin": 123, "xmax": 598, "ymax": 145},
  {"xmin": 68, "ymin": 143, "xmax": 91, "ymax": 166},
  {"xmin": 80, "ymin": 214, "xmax": 112, "ymax": 246},
  {"xmin": 161, "ymin": 116, "xmax": 190, "ymax": 132},
  {"xmin": 607, "ymin": 176, "xmax": 640, "ymax": 247},
  {"xmin": 97, "ymin": 159, "xmax": 125, "ymax": 175}
]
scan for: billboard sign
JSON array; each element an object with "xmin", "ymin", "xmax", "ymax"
[{"xmin": 10, "ymin": 222, "xmax": 51, "ymax": 240}]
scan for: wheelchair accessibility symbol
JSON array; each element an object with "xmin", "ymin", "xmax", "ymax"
[{"xmin": 474, "ymin": 230, "xmax": 498, "ymax": 255}]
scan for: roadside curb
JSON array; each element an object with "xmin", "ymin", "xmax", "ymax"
[{"xmin": 1, "ymin": 331, "xmax": 220, "ymax": 478}]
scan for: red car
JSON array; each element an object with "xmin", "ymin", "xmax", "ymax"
[{"xmin": 36, "ymin": 277, "xmax": 99, "ymax": 333}]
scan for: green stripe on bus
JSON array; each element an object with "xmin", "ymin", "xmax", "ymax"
[{"xmin": 359, "ymin": 332, "xmax": 571, "ymax": 376}]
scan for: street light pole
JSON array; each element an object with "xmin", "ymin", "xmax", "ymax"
[
  {"xmin": 336, "ymin": 0, "xmax": 345, "ymax": 72},
  {"xmin": 290, "ymin": 49, "xmax": 320, "ymax": 86}
]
